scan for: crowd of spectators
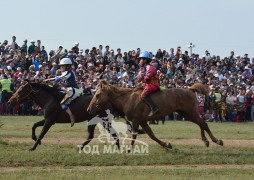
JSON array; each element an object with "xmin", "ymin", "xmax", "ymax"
[{"xmin": 0, "ymin": 36, "xmax": 254, "ymax": 122}]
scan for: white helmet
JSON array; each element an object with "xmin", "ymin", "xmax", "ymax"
[{"xmin": 59, "ymin": 58, "xmax": 72, "ymax": 65}]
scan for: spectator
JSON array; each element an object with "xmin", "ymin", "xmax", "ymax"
[
  {"xmin": 28, "ymin": 40, "xmax": 36, "ymax": 54},
  {"xmin": 0, "ymin": 36, "xmax": 254, "ymax": 119},
  {"xmin": 251, "ymin": 91, "xmax": 254, "ymax": 122},
  {"xmin": 245, "ymin": 90, "xmax": 252, "ymax": 121},
  {"xmin": 0, "ymin": 74, "xmax": 13, "ymax": 114},
  {"xmin": 32, "ymin": 55, "xmax": 42, "ymax": 71},
  {"xmin": 11, "ymin": 36, "xmax": 19, "ymax": 50},
  {"xmin": 236, "ymin": 89, "xmax": 246, "ymax": 121},
  {"xmin": 21, "ymin": 39, "xmax": 28, "ymax": 54},
  {"xmin": 72, "ymin": 42, "xmax": 79, "ymax": 54},
  {"xmin": 155, "ymin": 49, "xmax": 163, "ymax": 59},
  {"xmin": 203, "ymin": 50, "xmax": 211, "ymax": 62},
  {"xmin": 168, "ymin": 48, "xmax": 174, "ymax": 60},
  {"xmin": 37, "ymin": 40, "xmax": 41, "ymax": 52},
  {"xmin": 41, "ymin": 46, "xmax": 48, "ymax": 61}
]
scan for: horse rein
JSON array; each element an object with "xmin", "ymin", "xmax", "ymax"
[{"xmin": 16, "ymin": 83, "xmax": 39, "ymax": 103}]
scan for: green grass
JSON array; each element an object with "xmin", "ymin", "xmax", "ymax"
[
  {"xmin": 0, "ymin": 116, "xmax": 253, "ymax": 140},
  {"xmin": 1, "ymin": 168, "xmax": 254, "ymax": 180},
  {"xmin": 0, "ymin": 141, "xmax": 253, "ymax": 167},
  {"xmin": 0, "ymin": 116, "xmax": 254, "ymax": 179}
]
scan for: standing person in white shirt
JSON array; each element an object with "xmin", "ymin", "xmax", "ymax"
[
  {"xmin": 98, "ymin": 45, "xmax": 103, "ymax": 57},
  {"xmin": 203, "ymin": 50, "xmax": 211, "ymax": 62}
]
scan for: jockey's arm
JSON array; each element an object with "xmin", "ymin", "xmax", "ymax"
[
  {"xmin": 137, "ymin": 71, "xmax": 145, "ymax": 82},
  {"xmin": 44, "ymin": 71, "xmax": 71, "ymax": 83},
  {"xmin": 144, "ymin": 66, "xmax": 157, "ymax": 82},
  {"xmin": 136, "ymin": 75, "xmax": 143, "ymax": 82}
]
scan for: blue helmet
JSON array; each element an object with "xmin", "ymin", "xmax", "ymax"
[{"xmin": 138, "ymin": 51, "xmax": 152, "ymax": 60}]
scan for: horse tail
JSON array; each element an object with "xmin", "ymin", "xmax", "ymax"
[{"xmin": 189, "ymin": 83, "xmax": 209, "ymax": 96}]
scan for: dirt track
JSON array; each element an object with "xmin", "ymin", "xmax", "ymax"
[{"xmin": 3, "ymin": 137, "xmax": 254, "ymax": 147}]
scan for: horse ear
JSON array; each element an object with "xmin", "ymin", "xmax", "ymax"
[
  {"xmin": 100, "ymin": 82, "xmax": 104, "ymax": 89},
  {"xmin": 100, "ymin": 80, "xmax": 108, "ymax": 85},
  {"xmin": 99, "ymin": 80, "xmax": 109, "ymax": 89}
]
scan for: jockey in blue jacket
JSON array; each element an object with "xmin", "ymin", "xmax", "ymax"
[{"xmin": 44, "ymin": 58, "xmax": 78, "ymax": 127}]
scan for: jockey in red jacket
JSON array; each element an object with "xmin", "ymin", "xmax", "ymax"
[{"xmin": 137, "ymin": 51, "xmax": 160, "ymax": 116}]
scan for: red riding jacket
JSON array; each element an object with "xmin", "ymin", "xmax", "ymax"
[{"xmin": 138, "ymin": 65, "xmax": 160, "ymax": 94}]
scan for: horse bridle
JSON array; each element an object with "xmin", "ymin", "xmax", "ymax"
[{"xmin": 16, "ymin": 83, "xmax": 39, "ymax": 103}]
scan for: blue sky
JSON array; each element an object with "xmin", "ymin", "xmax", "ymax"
[{"xmin": 2, "ymin": 0, "xmax": 254, "ymax": 57}]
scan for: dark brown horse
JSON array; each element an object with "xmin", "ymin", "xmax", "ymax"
[
  {"xmin": 8, "ymin": 81, "xmax": 123, "ymax": 151},
  {"xmin": 87, "ymin": 80, "xmax": 223, "ymax": 150}
]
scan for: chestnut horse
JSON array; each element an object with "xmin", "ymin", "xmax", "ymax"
[
  {"xmin": 8, "ymin": 81, "xmax": 123, "ymax": 151},
  {"xmin": 87, "ymin": 80, "xmax": 223, "ymax": 150}
]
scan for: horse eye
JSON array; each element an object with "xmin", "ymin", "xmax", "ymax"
[{"xmin": 96, "ymin": 94, "xmax": 101, "ymax": 98}]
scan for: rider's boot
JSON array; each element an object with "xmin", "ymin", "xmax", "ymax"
[
  {"xmin": 66, "ymin": 107, "xmax": 76, "ymax": 127},
  {"xmin": 143, "ymin": 95, "xmax": 158, "ymax": 117}
]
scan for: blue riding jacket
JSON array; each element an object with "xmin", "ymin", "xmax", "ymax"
[{"xmin": 54, "ymin": 69, "xmax": 78, "ymax": 88}]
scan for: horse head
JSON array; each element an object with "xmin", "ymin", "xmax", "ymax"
[
  {"xmin": 8, "ymin": 80, "xmax": 36, "ymax": 105},
  {"xmin": 87, "ymin": 80, "xmax": 111, "ymax": 115}
]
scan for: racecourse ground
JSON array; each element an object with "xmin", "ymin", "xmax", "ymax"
[{"xmin": 0, "ymin": 116, "xmax": 254, "ymax": 179}]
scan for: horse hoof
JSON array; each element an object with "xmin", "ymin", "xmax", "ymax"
[
  {"xmin": 29, "ymin": 148, "xmax": 35, "ymax": 152},
  {"xmin": 127, "ymin": 148, "xmax": 133, "ymax": 153},
  {"xmin": 165, "ymin": 143, "xmax": 172, "ymax": 149},
  {"xmin": 216, "ymin": 139, "xmax": 223, "ymax": 146},
  {"xmin": 204, "ymin": 140, "xmax": 210, "ymax": 147}
]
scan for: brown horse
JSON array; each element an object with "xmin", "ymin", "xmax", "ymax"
[
  {"xmin": 87, "ymin": 80, "xmax": 223, "ymax": 150},
  {"xmin": 8, "ymin": 81, "xmax": 124, "ymax": 151}
]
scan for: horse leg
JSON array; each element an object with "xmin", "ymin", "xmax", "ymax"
[
  {"xmin": 202, "ymin": 121, "xmax": 223, "ymax": 145},
  {"xmin": 188, "ymin": 111, "xmax": 223, "ymax": 146},
  {"xmin": 129, "ymin": 120, "xmax": 139, "ymax": 152},
  {"xmin": 32, "ymin": 119, "xmax": 45, "ymax": 145},
  {"xmin": 183, "ymin": 111, "xmax": 210, "ymax": 147},
  {"xmin": 80, "ymin": 124, "xmax": 96, "ymax": 149},
  {"xmin": 125, "ymin": 119, "xmax": 132, "ymax": 133},
  {"xmin": 200, "ymin": 126, "xmax": 209, "ymax": 147},
  {"xmin": 106, "ymin": 127, "xmax": 120, "ymax": 149},
  {"xmin": 29, "ymin": 120, "xmax": 53, "ymax": 151},
  {"xmin": 140, "ymin": 122, "xmax": 172, "ymax": 149}
]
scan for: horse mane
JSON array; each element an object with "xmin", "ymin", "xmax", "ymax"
[
  {"xmin": 30, "ymin": 83, "xmax": 64, "ymax": 102},
  {"xmin": 133, "ymin": 86, "xmax": 144, "ymax": 91},
  {"xmin": 112, "ymin": 86, "xmax": 133, "ymax": 93},
  {"xmin": 100, "ymin": 80, "xmax": 133, "ymax": 95},
  {"xmin": 189, "ymin": 83, "xmax": 209, "ymax": 96}
]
